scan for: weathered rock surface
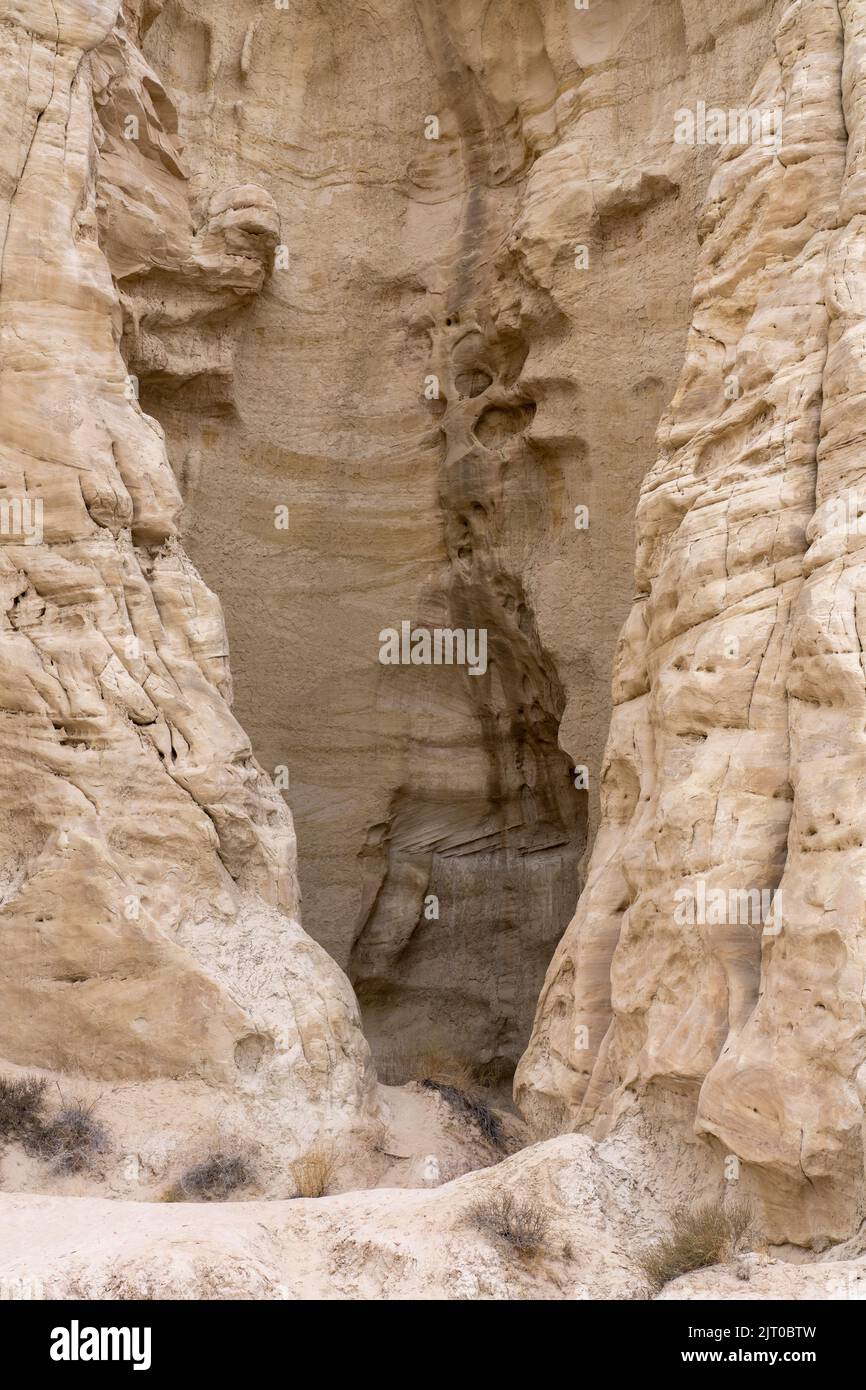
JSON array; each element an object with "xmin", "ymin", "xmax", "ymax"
[
  {"xmin": 519, "ymin": 0, "xmax": 866, "ymax": 1247},
  {"xmin": 137, "ymin": 0, "xmax": 784, "ymax": 1073},
  {"xmin": 0, "ymin": 1134, "xmax": 673, "ymax": 1300},
  {"xmin": 0, "ymin": 0, "xmax": 375, "ymax": 1169},
  {"xmin": 7, "ymin": 0, "xmax": 866, "ymax": 1301},
  {"xmin": 4, "ymin": 1126, "xmax": 864, "ymax": 1300}
]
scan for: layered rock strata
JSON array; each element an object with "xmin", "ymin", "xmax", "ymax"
[{"xmin": 136, "ymin": 0, "xmax": 783, "ymax": 1072}]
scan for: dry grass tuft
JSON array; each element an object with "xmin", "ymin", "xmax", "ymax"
[
  {"xmin": 638, "ymin": 1199, "xmax": 753, "ymax": 1293},
  {"xmin": 0, "ymin": 1075, "xmax": 48, "ymax": 1146},
  {"xmin": 411, "ymin": 1044, "xmax": 476, "ymax": 1092},
  {"xmin": 375, "ymin": 1041, "xmax": 475, "ymax": 1091},
  {"xmin": 290, "ymin": 1144, "xmax": 337, "ymax": 1198},
  {"xmin": 473, "ymin": 1056, "xmax": 514, "ymax": 1091},
  {"xmin": 33, "ymin": 1099, "xmax": 110, "ymax": 1174},
  {"xmin": 367, "ymin": 1117, "xmax": 391, "ymax": 1154}
]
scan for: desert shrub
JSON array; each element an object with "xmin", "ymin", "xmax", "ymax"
[
  {"xmin": 33, "ymin": 1100, "xmax": 110, "ymax": 1174},
  {"xmin": 0, "ymin": 1080, "xmax": 110, "ymax": 1175},
  {"xmin": 0, "ymin": 1075, "xmax": 48, "ymax": 1145},
  {"xmin": 420, "ymin": 1079, "xmax": 505, "ymax": 1150},
  {"xmin": 290, "ymin": 1144, "xmax": 336, "ymax": 1198},
  {"xmin": 174, "ymin": 1151, "xmax": 254, "ymax": 1201},
  {"xmin": 468, "ymin": 1191, "xmax": 552, "ymax": 1254},
  {"xmin": 638, "ymin": 1199, "xmax": 753, "ymax": 1293}
]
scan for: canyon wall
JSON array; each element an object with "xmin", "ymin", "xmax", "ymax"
[
  {"xmin": 0, "ymin": 0, "xmax": 375, "ymax": 1177},
  {"xmin": 137, "ymin": 0, "xmax": 784, "ymax": 1075},
  {"xmin": 519, "ymin": 0, "xmax": 866, "ymax": 1247},
  {"xmin": 5, "ymin": 0, "xmax": 866, "ymax": 1269}
]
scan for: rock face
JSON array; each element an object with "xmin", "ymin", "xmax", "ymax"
[
  {"xmin": 519, "ymin": 0, "xmax": 866, "ymax": 1247},
  {"xmin": 0, "ymin": 0, "xmax": 375, "ymax": 1167},
  {"xmin": 10, "ymin": 0, "xmax": 866, "ymax": 1284},
  {"xmin": 135, "ymin": 0, "xmax": 783, "ymax": 1074}
]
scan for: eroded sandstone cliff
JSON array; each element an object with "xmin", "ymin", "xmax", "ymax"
[
  {"xmin": 0, "ymin": 0, "xmax": 376, "ymax": 1183},
  {"xmin": 519, "ymin": 0, "xmax": 866, "ymax": 1248},
  {"xmin": 8, "ymin": 0, "xmax": 866, "ymax": 1293}
]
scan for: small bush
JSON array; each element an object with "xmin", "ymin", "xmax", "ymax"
[
  {"xmin": 0, "ymin": 1075, "xmax": 48, "ymax": 1145},
  {"xmin": 420, "ymin": 1079, "xmax": 505, "ymax": 1150},
  {"xmin": 175, "ymin": 1152, "xmax": 254, "ymax": 1202},
  {"xmin": 33, "ymin": 1100, "xmax": 110, "ymax": 1174},
  {"xmin": 638, "ymin": 1199, "xmax": 753, "ymax": 1293},
  {"xmin": 290, "ymin": 1145, "xmax": 336, "ymax": 1198},
  {"xmin": 468, "ymin": 1191, "xmax": 551, "ymax": 1254}
]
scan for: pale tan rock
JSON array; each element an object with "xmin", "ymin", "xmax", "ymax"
[
  {"xmin": 0, "ymin": 0, "xmax": 375, "ymax": 1168},
  {"xmin": 9, "ymin": 0, "xmax": 866, "ymax": 1295},
  {"xmin": 658, "ymin": 1254, "xmax": 866, "ymax": 1301},
  {"xmin": 0, "ymin": 1135, "xmax": 667, "ymax": 1300},
  {"xmin": 6, "ymin": 1120, "xmax": 862, "ymax": 1301},
  {"xmin": 519, "ymin": 0, "xmax": 866, "ymax": 1246},
  {"xmin": 0, "ymin": 1057, "xmax": 515, "ymax": 1202}
]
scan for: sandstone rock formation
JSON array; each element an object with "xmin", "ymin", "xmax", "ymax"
[
  {"xmin": 518, "ymin": 0, "xmax": 866, "ymax": 1248},
  {"xmin": 135, "ymin": 0, "xmax": 785, "ymax": 1076},
  {"xmin": 0, "ymin": 0, "xmax": 375, "ymax": 1174},
  {"xmin": 8, "ymin": 0, "xmax": 866, "ymax": 1304}
]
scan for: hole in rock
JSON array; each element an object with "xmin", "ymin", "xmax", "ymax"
[
  {"xmin": 234, "ymin": 1033, "xmax": 270, "ymax": 1074},
  {"xmin": 473, "ymin": 402, "xmax": 536, "ymax": 448}
]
